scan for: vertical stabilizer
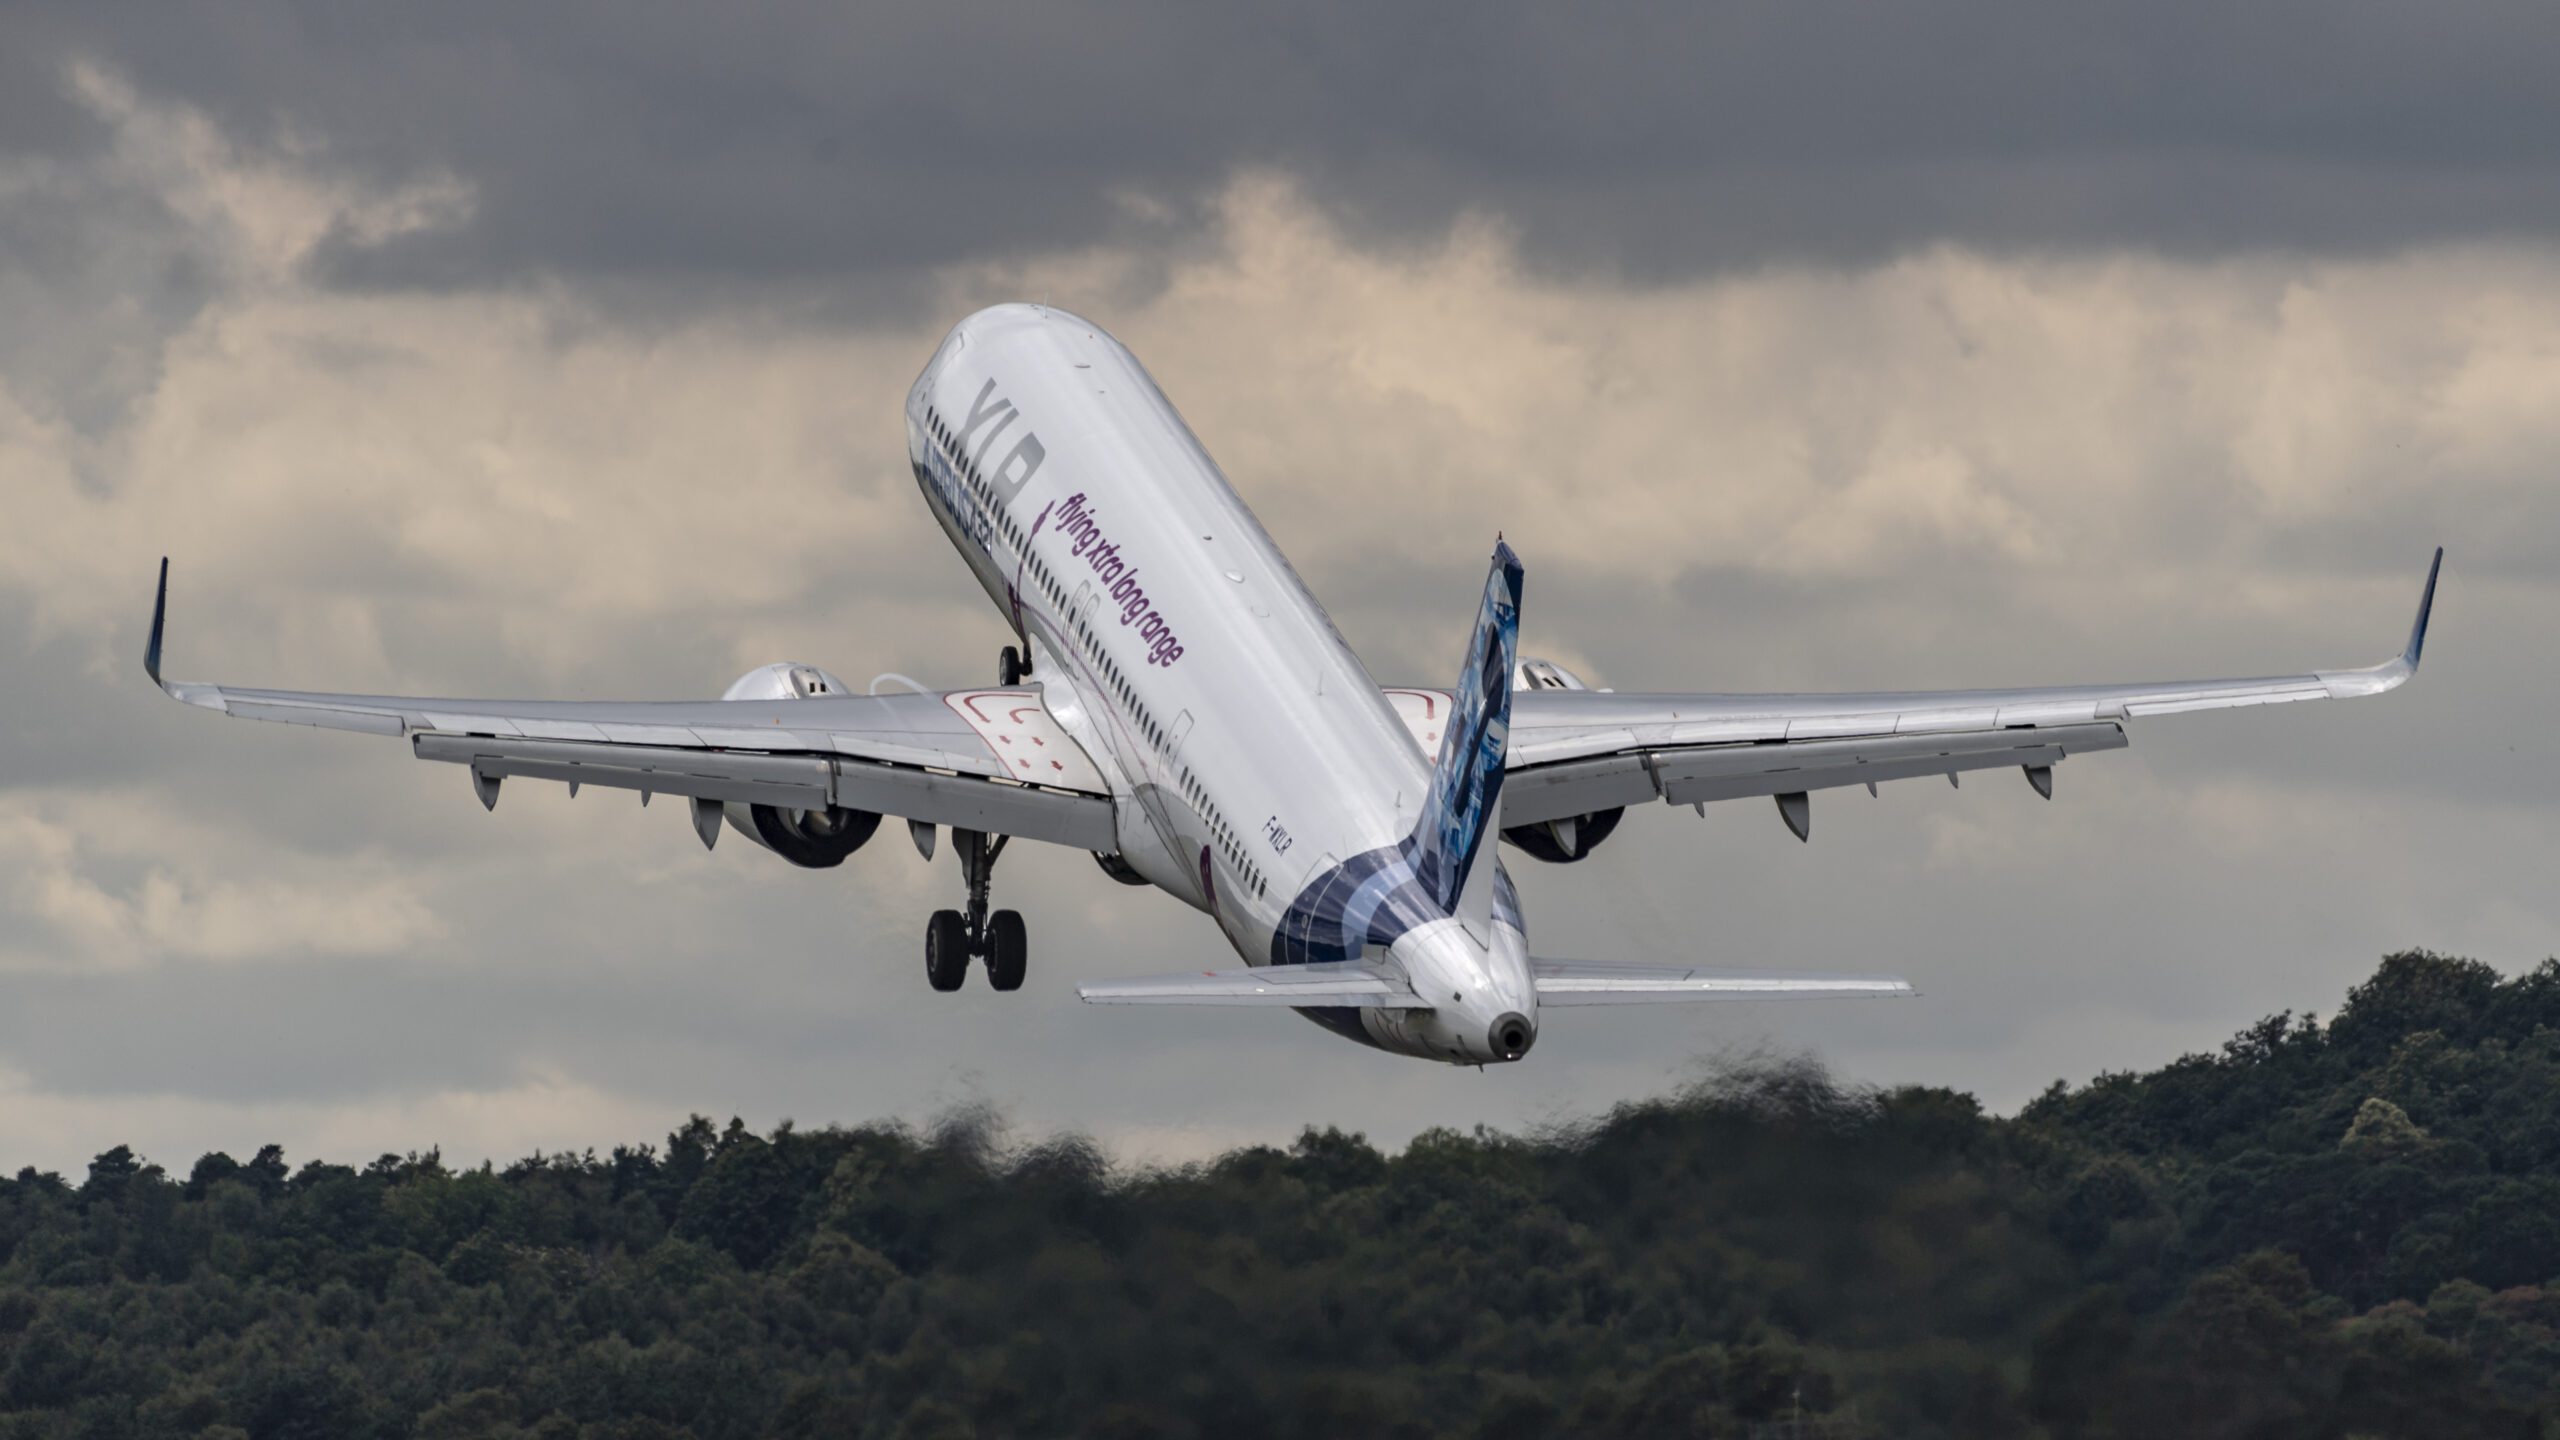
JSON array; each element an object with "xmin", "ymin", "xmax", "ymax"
[{"xmin": 1410, "ymin": 541, "xmax": 1522, "ymax": 942}]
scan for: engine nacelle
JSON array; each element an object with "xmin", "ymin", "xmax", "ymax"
[
  {"xmin": 1502, "ymin": 656, "xmax": 1625, "ymax": 863},
  {"xmin": 1503, "ymin": 806, "xmax": 1625, "ymax": 863},
  {"xmin": 722, "ymin": 661, "xmax": 855, "ymax": 701},
  {"xmin": 1513, "ymin": 656, "xmax": 1589, "ymax": 693},
  {"xmin": 716, "ymin": 662, "xmax": 876, "ymax": 866},
  {"xmin": 724, "ymin": 802, "xmax": 882, "ymax": 868}
]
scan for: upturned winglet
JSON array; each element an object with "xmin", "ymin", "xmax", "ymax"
[
  {"xmin": 145, "ymin": 556, "xmax": 169, "ymax": 687},
  {"xmin": 2314, "ymin": 547, "xmax": 2442, "ymax": 700},
  {"xmin": 2404, "ymin": 546, "xmax": 2443, "ymax": 671}
]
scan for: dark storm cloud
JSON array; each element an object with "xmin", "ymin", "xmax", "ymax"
[
  {"xmin": 10, "ymin": 0, "xmax": 2560, "ymax": 302},
  {"xmin": 0, "ymin": 7, "xmax": 104, "ymax": 158},
  {"xmin": 0, "ymin": 8, "xmax": 215, "ymax": 435}
]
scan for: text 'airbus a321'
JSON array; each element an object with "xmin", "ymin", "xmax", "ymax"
[{"xmin": 144, "ymin": 304, "xmax": 2440, "ymax": 1066}]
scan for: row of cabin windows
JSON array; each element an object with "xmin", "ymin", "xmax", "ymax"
[
  {"xmin": 1178, "ymin": 767, "xmax": 1265, "ymax": 899},
  {"xmin": 926, "ymin": 402, "xmax": 1269, "ymax": 902}
]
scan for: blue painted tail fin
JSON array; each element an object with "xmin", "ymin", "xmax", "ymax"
[{"xmin": 1409, "ymin": 540, "xmax": 1522, "ymax": 938}]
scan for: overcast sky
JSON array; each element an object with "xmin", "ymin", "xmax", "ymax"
[{"xmin": 2, "ymin": 2, "xmax": 2554, "ymax": 1176}]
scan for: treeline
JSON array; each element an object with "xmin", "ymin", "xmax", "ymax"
[{"xmin": 4, "ymin": 951, "xmax": 2559, "ymax": 1438}]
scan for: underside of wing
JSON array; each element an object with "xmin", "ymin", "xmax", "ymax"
[
  {"xmin": 141, "ymin": 560, "xmax": 1116, "ymax": 849},
  {"xmin": 1532, "ymin": 960, "xmax": 1915, "ymax": 1006},
  {"xmin": 1502, "ymin": 722, "xmax": 2128, "ymax": 827},
  {"xmin": 1078, "ymin": 961, "xmax": 1431, "ymax": 1008}
]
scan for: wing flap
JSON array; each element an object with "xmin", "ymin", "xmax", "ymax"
[
  {"xmin": 1079, "ymin": 961, "xmax": 1432, "ymax": 1008},
  {"xmin": 1655, "ymin": 723, "xmax": 2123, "ymax": 809},
  {"xmin": 1533, "ymin": 960, "xmax": 1914, "ymax": 1007},
  {"xmin": 414, "ymin": 734, "xmax": 836, "ymax": 809},
  {"xmin": 413, "ymin": 734, "xmax": 1118, "ymax": 850},
  {"xmin": 1503, "ymin": 724, "xmax": 2126, "ymax": 825}
]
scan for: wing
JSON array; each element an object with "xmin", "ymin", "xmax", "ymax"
[
  {"xmin": 143, "ymin": 561, "xmax": 1116, "ymax": 851},
  {"xmin": 1078, "ymin": 960, "xmax": 1431, "ymax": 1007},
  {"xmin": 1533, "ymin": 960, "xmax": 1914, "ymax": 1007},
  {"xmin": 1498, "ymin": 549, "xmax": 2440, "ymax": 835}
]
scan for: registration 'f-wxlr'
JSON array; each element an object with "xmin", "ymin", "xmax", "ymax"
[{"xmin": 146, "ymin": 305, "xmax": 2440, "ymax": 1065}]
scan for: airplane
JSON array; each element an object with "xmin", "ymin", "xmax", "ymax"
[{"xmin": 143, "ymin": 303, "xmax": 2441, "ymax": 1067}]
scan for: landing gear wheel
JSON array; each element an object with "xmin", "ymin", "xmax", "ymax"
[
  {"xmin": 934, "ymin": 830, "xmax": 1016, "ymax": 993},
  {"xmin": 925, "ymin": 910, "xmax": 969, "ymax": 992},
  {"xmin": 998, "ymin": 645, "xmax": 1026, "ymax": 686},
  {"xmin": 986, "ymin": 910, "xmax": 1027, "ymax": 991}
]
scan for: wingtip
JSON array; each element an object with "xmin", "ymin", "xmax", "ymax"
[
  {"xmin": 144, "ymin": 556, "xmax": 169, "ymax": 686},
  {"xmin": 2404, "ymin": 545, "xmax": 2442, "ymax": 670}
]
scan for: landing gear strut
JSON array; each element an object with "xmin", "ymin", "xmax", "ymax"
[
  {"xmin": 924, "ymin": 828, "xmax": 1027, "ymax": 992},
  {"xmin": 998, "ymin": 644, "xmax": 1027, "ymax": 686}
]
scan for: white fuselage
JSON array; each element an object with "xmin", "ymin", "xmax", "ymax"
[{"xmin": 903, "ymin": 304, "xmax": 1534, "ymax": 1063}]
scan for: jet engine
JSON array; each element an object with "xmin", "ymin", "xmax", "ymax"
[
  {"xmin": 726, "ymin": 801, "xmax": 881, "ymax": 868},
  {"xmin": 716, "ymin": 662, "xmax": 880, "ymax": 866},
  {"xmin": 721, "ymin": 661, "xmax": 855, "ymax": 701},
  {"xmin": 1501, "ymin": 657, "xmax": 1626, "ymax": 864}
]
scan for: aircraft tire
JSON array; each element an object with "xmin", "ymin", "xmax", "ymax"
[
  {"xmin": 986, "ymin": 910, "xmax": 1027, "ymax": 991},
  {"xmin": 998, "ymin": 645, "xmax": 1026, "ymax": 685},
  {"xmin": 926, "ymin": 910, "xmax": 970, "ymax": 991}
]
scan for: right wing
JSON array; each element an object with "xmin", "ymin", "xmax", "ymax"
[
  {"xmin": 1533, "ymin": 960, "xmax": 1915, "ymax": 1007},
  {"xmin": 1078, "ymin": 960, "xmax": 1432, "ymax": 1007},
  {"xmin": 143, "ymin": 560, "xmax": 1117, "ymax": 851},
  {"xmin": 1497, "ymin": 549, "xmax": 2440, "ymax": 834}
]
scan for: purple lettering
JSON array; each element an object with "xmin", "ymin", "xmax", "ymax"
[{"xmin": 1032, "ymin": 494, "xmax": 1188, "ymax": 666}]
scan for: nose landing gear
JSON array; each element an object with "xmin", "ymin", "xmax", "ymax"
[{"xmin": 922, "ymin": 828, "xmax": 1028, "ymax": 992}]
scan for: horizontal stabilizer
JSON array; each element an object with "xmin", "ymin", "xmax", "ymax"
[
  {"xmin": 1078, "ymin": 960, "xmax": 1431, "ymax": 1008},
  {"xmin": 1532, "ymin": 960, "xmax": 1914, "ymax": 1007}
]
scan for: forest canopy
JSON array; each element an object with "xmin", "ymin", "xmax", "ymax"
[{"xmin": 4, "ymin": 950, "xmax": 2558, "ymax": 1438}]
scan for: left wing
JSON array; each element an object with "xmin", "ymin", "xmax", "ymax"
[
  {"xmin": 1497, "ymin": 549, "xmax": 2440, "ymax": 837},
  {"xmin": 143, "ymin": 560, "xmax": 1117, "ymax": 851},
  {"xmin": 1078, "ymin": 960, "xmax": 1432, "ymax": 1007}
]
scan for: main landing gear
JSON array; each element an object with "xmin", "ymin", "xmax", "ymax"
[
  {"xmin": 925, "ymin": 828, "xmax": 1027, "ymax": 993},
  {"xmin": 923, "ymin": 645, "xmax": 1030, "ymax": 992}
]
